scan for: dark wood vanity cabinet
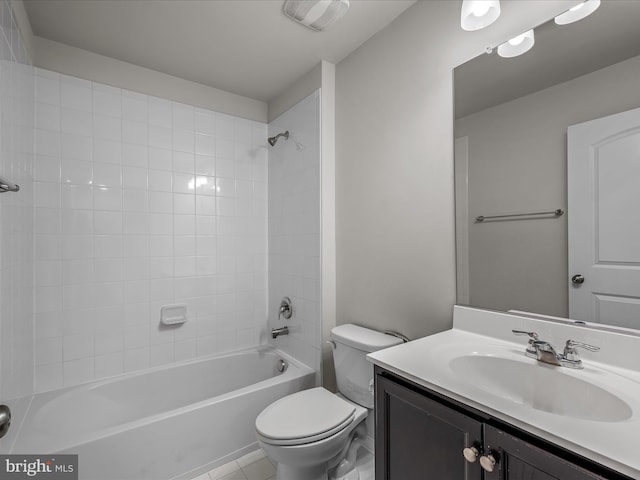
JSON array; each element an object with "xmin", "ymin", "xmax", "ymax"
[{"xmin": 375, "ymin": 368, "xmax": 631, "ymax": 480}]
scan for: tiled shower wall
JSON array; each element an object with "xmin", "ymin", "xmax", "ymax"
[
  {"xmin": 0, "ymin": 0, "xmax": 34, "ymax": 410},
  {"xmin": 268, "ymin": 91, "xmax": 321, "ymax": 374},
  {"xmin": 34, "ymin": 68, "xmax": 268, "ymax": 392}
]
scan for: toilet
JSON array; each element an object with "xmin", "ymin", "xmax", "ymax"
[{"xmin": 255, "ymin": 324, "xmax": 403, "ymax": 480}]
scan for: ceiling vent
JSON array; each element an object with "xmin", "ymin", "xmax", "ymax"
[{"xmin": 283, "ymin": 0, "xmax": 350, "ymax": 32}]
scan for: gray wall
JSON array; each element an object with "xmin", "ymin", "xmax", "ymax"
[
  {"xmin": 335, "ymin": 0, "xmax": 577, "ymax": 340},
  {"xmin": 456, "ymin": 54, "xmax": 640, "ymax": 317},
  {"xmin": 33, "ymin": 37, "xmax": 268, "ymax": 123}
]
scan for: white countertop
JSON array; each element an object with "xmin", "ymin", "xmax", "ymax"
[{"xmin": 367, "ymin": 306, "xmax": 640, "ymax": 479}]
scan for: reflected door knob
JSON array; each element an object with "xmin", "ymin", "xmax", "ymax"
[
  {"xmin": 571, "ymin": 274, "xmax": 585, "ymax": 285},
  {"xmin": 480, "ymin": 453, "xmax": 497, "ymax": 473},
  {"xmin": 462, "ymin": 446, "xmax": 479, "ymax": 463}
]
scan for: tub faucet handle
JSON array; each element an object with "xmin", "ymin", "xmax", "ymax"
[{"xmin": 279, "ymin": 297, "xmax": 293, "ymax": 320}]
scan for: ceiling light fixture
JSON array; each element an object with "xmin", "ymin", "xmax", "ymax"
[
  {"xmin": 554, "ymin": 0, "xmax": 601, "ymax": 25},
  {"xmin": 497, "ymin": 29, "xmax": 535, "ymax": 58},
  {"xmin": 460, "ymin": 0, "xmax": 501, "ymax": 31},
  {"xmin": 283, "ymin": 0, "xmax": 350, "ymax": 32}
]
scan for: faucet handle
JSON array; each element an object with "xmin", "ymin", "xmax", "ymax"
[
  {"xmin": 512, "ymin": 330, "xmax": 539, "ymax": 340},
  {"xmin": 561, "ymin": 340, "xmax": 599, "ymax": 368},
  {"xmin": 512, "ymin": 330, "xmax": 539, "ymax": 357},
  {"xmin": 565, "ymin": 340, "xmax": 600, "ymax": 352},
  {"xmin": 563, "ymin": 339, "xmax": 600, "ymax": 357}
]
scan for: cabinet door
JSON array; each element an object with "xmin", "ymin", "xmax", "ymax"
[
  {"xmin": 376, "ymin": 375, "xmax": 483, "ymax": 480},
  {"xmin": 484, "ymin": 425, "xmax": 608, "ymax": 480}
]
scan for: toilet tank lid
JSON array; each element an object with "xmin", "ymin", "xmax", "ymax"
[{"xmin": 331, "ymin": 324, "xmax": 403, "ymax": 352}]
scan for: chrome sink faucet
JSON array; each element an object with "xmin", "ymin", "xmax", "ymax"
[{"xmin": 512, "ymin": 330, "xmax": 599, "ymax": 369}]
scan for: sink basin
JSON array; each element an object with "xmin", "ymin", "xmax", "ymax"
[{"xmin": 449, "ymin": 355, "xmax": 632, "ymax": 422}]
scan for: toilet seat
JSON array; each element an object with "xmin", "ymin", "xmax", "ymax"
[{"xmin": 256, "ymin": 387, "xmax": 356, "ymax": 446}]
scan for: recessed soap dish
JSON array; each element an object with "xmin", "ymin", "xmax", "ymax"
[{"xmin": 160, "ymin": 304, "xmax": 187, "ymax": 325}]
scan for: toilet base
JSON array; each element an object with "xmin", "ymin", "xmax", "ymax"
[
  {"xmin": 276, "ymin": 462, "xmax": 330, "ymax": 480},
  {"xmin": 333, "ymin": 469, "xmax": 360, "ymax": 480}
]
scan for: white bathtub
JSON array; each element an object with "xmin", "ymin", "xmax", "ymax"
[{"xmin": 13, "ymin": 346, "xmax": 315, "ymax": 480}]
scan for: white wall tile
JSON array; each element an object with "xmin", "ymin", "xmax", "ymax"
[
  {"xmin": 94, "ymin": 235, "xmax": 122, "ymax": 258},
  {"xmin": 34, "ymin": 71, "xmax": 270, "ymax": 390},
  {"xmin": 148, "ymin": 97, "xmax": 172, "ymax": 127},
  {"xmin": 93, "ymin": 114, "xmax": 121, "ymax": 141},
  {"xmin": 123, "ymin": 94, "xmax": 147, "ymax": 122},
  {"xmin": 93, "ymin": 90, "xmax": 121, "ymax": 117},
  {"xmin": 94, "ymin": 139, "xmax": 122, "ymax": 165},
  {"xmin": 93, "ymin": 163, "xmax": 122, "ymax": 187},
  {"xmin": 148, "ymin": 169, "xmax": 172, "ymax": 191},
  {"xmin": 149, "ymin": 191, "xmax": 173, "ymax": 213},
  {"xmin": 36, "ymin": 75, "xmax": 61, "ymax": 106},
  {"xmin": 36, "ymin": 364, "xmax": 63, "ymax": 392},
  {"xmin": 149, "ymin": 125, "xmax": 172, "ymax": 149},
  {"xmin": 122, "ymin": 143, "xmax": 148, "ymax": 168},
  {"xmin": 122, "ymin": 166, "xmax": 147, "ymax": 189},
  {"xmin": 36, "ymin": 129, "xmax": 60, "ymax": 156},
  {"xmin": 173, "ymin": 103, "xmax": 194, "ymax": 132},
  {"xmin": 173, "ymin": 151, "xmax": 194, "ymax": 173},
  {"xmin": 123, "ymin": 190, "xmax": 148, "ymax": 212},
  {"xmin": 174, "ymin": 215, "xmax": 195, "ymax": 235},
  {"xmin": 94, "ymin": 187, "xmax": 122, "ymax": 211},
  {"xmin": 61, "ymin": 108, "xmax": 92, "ymax": 136},
  {"xmin": 36, "ymin": 103, "xmax": 60, "ymax": 131},
  {"xmin": 123, "ymin": 120, "xmax": 147, "ymax": 145},
  {"xmin": 61, "ymin": 159, "xmax": 92, "ymax": 185},
  {"xmin": 195, "ymin": 154, "xmax": 215, "ymax": 176},
  {"xmin": 61, "ymin": 133, "xmax": 92, "ymax": 160},
  {"xmin": 63, "ymin": 357, "xmax": 94, "ymax": 386},
  {"xmin": 61, "ymin": 82, "xmax": 92, "ymax": 111},
  {"xmin": 149, "ymin": 147, "xmax": 172, "ymax": 170},
  {"xmin": 268, "ymin": 92, "xmax": 321, "ymax": 372},
  {"xmin": 95, "ymin": 351, "xmax": 123, "ymax": 378},
  {"xmin": 94, "ymin": 211, "xmax": 123, "ymax": 235},
  {"xmin": 35, "ymin": 155, "xmax": 61, "ymax": 182}
]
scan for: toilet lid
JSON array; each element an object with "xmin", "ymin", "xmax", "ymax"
[{"xmin": 256, "ymin": 387, "xmax": 356, "ymax": 445}]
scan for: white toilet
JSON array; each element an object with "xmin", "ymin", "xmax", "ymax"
[{"xmin": 255, "ymin": 324, "xmax": 403, "ymax": 480}]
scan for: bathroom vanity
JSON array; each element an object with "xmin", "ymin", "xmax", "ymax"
[{"xmin": 367, "ymin": 306, "xmax": 640, "ymax": 480}]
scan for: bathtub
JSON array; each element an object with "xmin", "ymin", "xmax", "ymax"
[{"xmin": 12, "ymin": 346, "xmax": 315, "ymax": 480}]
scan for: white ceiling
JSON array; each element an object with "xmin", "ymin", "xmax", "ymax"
[{"xmin": 23, "ymin": 0, "xmax": 416, "ymax": 103}]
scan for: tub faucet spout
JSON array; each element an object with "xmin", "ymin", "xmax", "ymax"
[{"xmin": 272, "ymin": 326, "xmax": 289, "ymax": 339}]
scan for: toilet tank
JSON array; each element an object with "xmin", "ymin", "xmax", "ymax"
[{"xmin": 331, "ymin": 324, "xmax": 403, "ymax": 408}]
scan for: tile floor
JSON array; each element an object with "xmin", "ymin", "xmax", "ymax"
[{"xmin": 188, "ymin": 447, "xmax": 374, "ymax": 480}]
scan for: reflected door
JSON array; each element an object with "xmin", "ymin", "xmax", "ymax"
[{"xmin": 568, "ymin": 107, "xmax": 640, "ymax": 327}]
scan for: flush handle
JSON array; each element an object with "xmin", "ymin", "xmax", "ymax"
[{"xmin": 0, "ymin": 405, "xmax": 11, "ymax": 439}]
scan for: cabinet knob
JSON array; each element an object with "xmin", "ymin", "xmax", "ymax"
[
  {"xmin": 480, "ymin": 453, "xmax": 498, "ymax": 473},
  {"xmin": 462, "ymin": 446, "xmax": 479, "ymax": 463}
]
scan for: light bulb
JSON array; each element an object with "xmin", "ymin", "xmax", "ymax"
[
  {"xmin": 508, "ymin": 34, "xmax": 526, "ymax": 46},
  {"xmin": 497, "ymin": 29, "xmax": 535, "ymax": 58},
  {"xmin": 472, "ymin": 2, "xmax": 491, "ymax": 17},
  {"xmin": 555, "ymin": 0, "xmax": 600, "ymax": 25},
  {"xmin": 461, "ymin": 0, "xmax": 501, "ymax": 31}
]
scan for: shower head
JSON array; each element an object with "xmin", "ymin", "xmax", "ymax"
[{"xmin": 268, "ymin": 131, "xmax": 289, "ymax": 146}]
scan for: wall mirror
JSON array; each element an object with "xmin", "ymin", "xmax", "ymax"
[{"xmin": 454, "ymin": 0, "xmax": 640, "ymax": 330}]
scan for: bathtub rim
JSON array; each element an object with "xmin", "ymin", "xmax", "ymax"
[{"xmin": 13, "ymin": 345, "xmax": 315, "ymax": 454}]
